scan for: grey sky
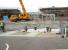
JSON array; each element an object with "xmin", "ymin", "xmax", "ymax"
[{"xmin": 0, "ymin": 0, "xmax": 68, "ymax": 12}]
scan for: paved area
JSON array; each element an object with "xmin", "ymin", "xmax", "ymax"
[
  {"xmin": 38, "ymin": 32, "xmax": 61, "ymax": 38},
  {"xmin": 0, "ymin": 36, "xmax": 68, "ymax": 50},
  {"xmin": 0, "ymin": 28, "xmax": 68, "ymax": 50}
]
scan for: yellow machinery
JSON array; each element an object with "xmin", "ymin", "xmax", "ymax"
[
  {"xmin": 10, "ymin": 0, "xmax": 31, "ymax": 22},
  {"xmin": 10, "ymin": 15, "xmax": 18, "ymax": 22}
]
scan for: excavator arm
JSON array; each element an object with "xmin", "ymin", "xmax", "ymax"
[
  {"xmin": 19, "ymin": 0, "xmax": 31, "ymax": 20},
  {"xmin": 19, "ymin": 0, "xmax": 26, "ymax": 14}
]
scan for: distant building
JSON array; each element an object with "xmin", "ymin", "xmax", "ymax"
[
  {"xmin": 0, "ymin": 9, "xmax": 20, "ymax": 20},
  {"xmin": 40, "ymin": 7, "xmax": 68, "ymax": 20},
  {"xmin": 40, "ymin": 7, "xmax": 68, "ymax": 17}
]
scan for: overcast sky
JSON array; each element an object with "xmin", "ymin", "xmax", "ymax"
[{"xmin": 0, "ymin": 0, "xmax": 68, "ymax": 12}]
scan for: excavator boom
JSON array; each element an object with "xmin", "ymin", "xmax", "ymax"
[{"xmin": 19, "ymin": 0, "xmax": 27, "ymax": 13}]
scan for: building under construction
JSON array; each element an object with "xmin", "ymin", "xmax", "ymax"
[
  {"xmin": 40, "ymin": 7, "xmax": 68, "ymax": 21},
  {"xmin": 39, "ymin": 7, "xmax": 68, "ymax": 34},
  {"xmin": 40, "ymin": 7, "xmax": 68, "ymax": 17}
]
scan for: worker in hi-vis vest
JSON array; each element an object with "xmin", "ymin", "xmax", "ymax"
[{"xmin": 0, "ymin": 21, "xmax": 5, "ymax": 32}]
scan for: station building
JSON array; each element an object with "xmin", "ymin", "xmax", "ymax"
[{"xmin": 0, "ymin": 9, "xmax": 20, "ymax": 20}]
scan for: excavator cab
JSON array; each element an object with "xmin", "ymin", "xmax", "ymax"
[
  {"xmin": 19, "ymin": 13, "xmax": 31, "ymax": 20},
  {"xmin": 10, "ymin": 15, "xmax": 18, "ymax": 22}
]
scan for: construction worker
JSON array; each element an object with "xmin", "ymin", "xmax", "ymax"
[
  {"xmin": 24, "ymin": 26, "xmax": 28, "ymax": 32},
  {"xmin": 46, "ymin": 27, "xmax": 49, "ymax": 32},
  {"xmin": 0, "ymin": 21, "xmax": 5, "ymax": 32},
  {"xmin": 34, "ymin": 26, "xmax": 37, "ymax": 30}
]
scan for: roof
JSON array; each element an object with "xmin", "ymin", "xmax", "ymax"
[
  {"xmin": 0, "ymin": 9, "xmax": 20, "ymax": 14},
  {"xmin": 40, "ymin": 7, "xmax": 68, "ymax": 11}
]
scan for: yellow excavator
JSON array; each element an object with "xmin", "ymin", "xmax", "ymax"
[{"xmin": 10, "ymin": 0, "xmax": 32, "ymax": 22}]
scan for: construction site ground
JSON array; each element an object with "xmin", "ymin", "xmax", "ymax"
[
  {"xmin": 0, "ymin": 30, "xmax": 61, "ymax": 39},
  {"xmin": 0, "ymin": 21, "xmax": 64, "ymax": 39}
]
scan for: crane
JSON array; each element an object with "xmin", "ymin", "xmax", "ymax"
[{"xmin": 10, "ymin": 0, "xmax": 32, "ymax": 22}]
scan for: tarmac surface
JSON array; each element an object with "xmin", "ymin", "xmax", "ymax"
[{"xmin": 0, "ymin": 35, "xmax": 68, "ymax": 50}]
